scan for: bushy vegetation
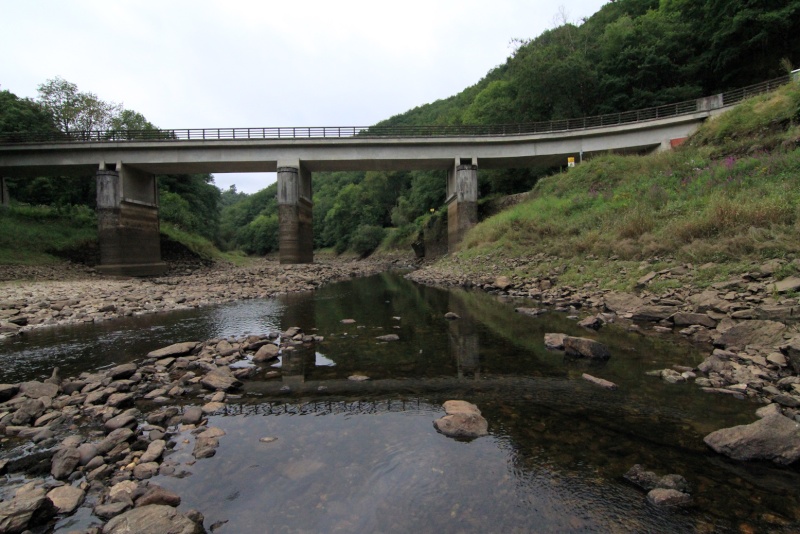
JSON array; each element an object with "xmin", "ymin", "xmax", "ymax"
[
  {"xmin": 459, "ymin": 82, "xmax": 800, "ymax": 268},
  {"xmin": 0, "ymin": 205, "xmax": 96, "ymax": 264}
]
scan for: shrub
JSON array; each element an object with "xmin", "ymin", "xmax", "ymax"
[{"xmin": 350, "ymin": 225, "xmax": 386, "ymax": 257}]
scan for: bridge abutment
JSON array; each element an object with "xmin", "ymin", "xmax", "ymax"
[
  {"xmin": 446, "ymin": 160, "xmax": 478, "ymax": 252},
  {"xmin": 278, "ymin": 164, "xmax": 314, "ymax": 264},
  {"xmin": 96, "ymin": 166, "xmax": 167, "ymax": 276}
]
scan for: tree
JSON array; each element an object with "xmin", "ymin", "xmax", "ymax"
[{"xmin": 37, "ymin": 76, "xmax": 121, "ymax": 134}]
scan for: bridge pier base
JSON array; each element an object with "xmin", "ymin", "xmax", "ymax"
[
  {"xmin": 96, "ymin": 166, "xmax": 167, "ymax": 276},
  {"xmin": 446, "ymin": 159, "xmax": 478, "ymax": 252},
  {"xmin": 278, "ymin": 164, "xmax": 314, "ymax": 264},
  {"xmin": 1, "ymin": 177, "xmax": 8, "ymax": 207}
]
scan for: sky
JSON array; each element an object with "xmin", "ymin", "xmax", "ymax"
[{"xmin": 1, "ymin": 0, "xmax": 608, "ymax": 193}]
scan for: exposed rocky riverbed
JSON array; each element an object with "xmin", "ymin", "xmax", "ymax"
[
  {"xmin": 3, "ymin": 251, "xmax": 800, "ymax": 531},
  {"xmin": 409, "ymin": 253, "xmax": 800, "ymax": 463},
  {"xmin": 0, "ymin": 257, "xmax": 405, "ymax": 338}
]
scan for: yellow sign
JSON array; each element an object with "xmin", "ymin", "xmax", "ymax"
[{"xmin": 568, "ymin": 157, "xmax": 575, "ymax": 168}]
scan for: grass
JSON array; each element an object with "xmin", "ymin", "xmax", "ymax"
[
  {"xmin": 451, "ymin": 81, "xmax": 800, "ymax": 289},
  {"xmin": 0, "ymin": 204, "xmax": 97, "ymax": 265},
  {"xmin": 159, "ymin": 223, "xmax": 250, "ymax": 265}
]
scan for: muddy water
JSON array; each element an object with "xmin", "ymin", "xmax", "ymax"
[{"xmin": 3, "ymin": 272, "xmax": 800, "ymax": 532}]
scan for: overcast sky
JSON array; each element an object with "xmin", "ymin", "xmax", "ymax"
[{"xmin": 1, "ymin": 0, "xmax": 607, "ymax": 193}]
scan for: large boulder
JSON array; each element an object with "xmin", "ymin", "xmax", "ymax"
[
  {"xmin": 563, "ymin": 336, "xmax": 611, "ymax": 360},
  {"xmin": 102, "ymin": 504, "xmax": 205, "ymax": 534},
  {"xmin": 630, "ymin": 306, "xmax": 678, "ymax": 322},
  {"xmin": 18, "ymin": 381, "xmax": 58, "ymax": 399},
  {"xmin": 146, "ymin": 342, "xmax": 200, "ymax": 359},
  {"xmin": 433, "ymin": 400, "xmax": 488, "ymax": 439},
  {"xmin": 704, "ymin": 411, "xmax": 800, "ymax": 465},
  {"xmin": 716, "ymin": 320, "xmax": 786, "ymax": 350}
]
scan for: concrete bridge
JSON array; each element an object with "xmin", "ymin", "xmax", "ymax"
[{"xmin": 0, "ymin": 76, "xmax": 791, "ymax": 276}]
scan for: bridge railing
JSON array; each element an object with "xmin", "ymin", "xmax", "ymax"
[{"xmin": 0, "ymin": 75, "xmax": 793, "ymax": 144}]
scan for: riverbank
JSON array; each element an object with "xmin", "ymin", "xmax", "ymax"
[
  {"xmin": 0, "ymin": 256, "xmax": 414, "ymax": 340},
  {"xmin": 408, "ymin": 252, "xmax": 800, "ymax": 461}
]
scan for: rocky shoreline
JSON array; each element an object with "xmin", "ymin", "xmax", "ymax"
[
  {"xmin": 0, "ymin": 325, "xmax": 337, "ymax": 533},
  {"xmin": 0, "ymin": 257, "xmax": 406, "ymax": 339},
  {"xmin": 408, "ymin": 254, "xmax": 800, "ymax": 463}
]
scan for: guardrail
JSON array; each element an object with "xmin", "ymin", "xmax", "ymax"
[{"xmin": 0, "ymin": 74, "xmax": 793, "ymax": 144}]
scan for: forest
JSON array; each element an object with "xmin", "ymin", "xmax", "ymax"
[{"xmin": 1, "ymin": 0, "xmax": 798, "ymax": 257}]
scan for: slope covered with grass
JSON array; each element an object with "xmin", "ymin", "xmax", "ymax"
[{"xmin": 447, "ymin": 81, "xmax": 800, "ymax": 290}]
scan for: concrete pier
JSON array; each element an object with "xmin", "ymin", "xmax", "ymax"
[
  {"xmin": 446, "ymin": 159, "xmax": 478, "ymax": 252},
  {"xmin": 96, "ymin": 165, "xmax": 167, "ymax": 276},
  {"xmin": 278, "ymin": 164, "xmax": 314, "ymax": 264}
]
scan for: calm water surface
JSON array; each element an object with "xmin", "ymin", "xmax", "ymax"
[{"xmin": 2, "ymin": 272, "xmax": 800, "ymax": 532}]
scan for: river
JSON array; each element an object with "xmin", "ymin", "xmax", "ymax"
[{"xmin": 2, "ymin": 272, "xmax": 799, "ymax": 532}]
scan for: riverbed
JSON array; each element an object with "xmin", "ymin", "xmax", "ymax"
[{"xmin": 2, "ymin": 272, "xmax": 799, "ymax": 532}]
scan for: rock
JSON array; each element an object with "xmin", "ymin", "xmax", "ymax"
[
  {"xmin": 704, "ymin": 411, "xmax": 800, "ymax": 465},
  {"xmin": 259, "ymin": 437, "xmax": 278, "ymax": 443},
  {"xmin": 563, "ymin": 336, "xmax": 611, "ymax": 360},
  {"xmin": 0, "ymin": 483, "xmax": 55, "ymax": 533},
  {"xmin": 104, "ymin": 414, "xmax": 137, "ymax": 432},
  {"xmin": 103, "ymin": 504, "xmax": 205, "ymax": 534},
  {"xmin": 375, "ymin": 334, "xmax": 399, "ymax": 342},
  {"xmin": 18, "ymin": 380, "xmax": 58, "ymax": 399},
  {"xmin": 136, "ymin": 485, "xmax": 182, "ymax": 508},
  {"xmin": 494, "ymin": 276, "xmax": 512, "ymax": 290},
  {"xmin": 133, "ymin": 462, "xmax": 160, "ymax": 480},
  {"xmin": 77, "ymin": 443, "xmax": 99, "ymax": 466},
  {"xmin": 688, "ymin": 290, "xmax": 732, "ymax": 313},
  {"xmin": 348, "ymin": 375, "xmax": 369, "ymax": 381},
  {"xmin": 647, "ymin": 488, "xmax": 692, "ymax": 506},
  {"xmin": 603, "ymin": 292, "xmax": 646, "ymax": 314},
  {"xmin": 106, "ymin": 363, "xmax": 138, "ymax": 380},
  {"xmin": 106, "ymin": 392, "xmax": 134, "ymax": 408},
  {"xmin": 146, "ymin": 341, "xmax": 200, "ymax": 359},
  {"xmin": 637, "ymin": 271, "xmax": 658, "ymax": 286},
  {"xmin": 340, "ymin": 319, "xmax": 356, "ymax": 324},
  {"xmin": 772, "ymin": 276, "xmax": 800, "ymax": 293},
  {"xmin": 578, "ymin": 315, "xmax": 603, "ymax": 330},
  {"xmin": 51, "ymin": 446, "xmax": 81, "ymax": 479},
  {"xmin": 202, "ymin": 401, "xmax": 226, "ymax": 414},
  {"xmin": 767, "ymin": 352, "xmax": 788, "ymax": 367},
  {"xmin": 47, "ymin": 485, "xmax": 85, "ymax": 514},
  {"xmin": 253, "ymin": 343, "xmax": 279, "ymax": 362},
  {"xmin": 582, "ymin": 373, "xmax": 617, "ymax": 390},
  {"xmin": 658, "ymin": 474, "xmax": 690, "ymax": 493},
  {"xmin": 200, "ymin": 368, "xmax": 242, "ymax": 392},
  {"xmin": 182, "ymin": 406, "xmax": 204, "ymax": 425},
  {"xmin": 716, "ymin": 320, "xmax": 786, "ymax": 350},
  {"xmin": 140, "ymin": 439, "xmax": 166, "ymax": 463},
  {"xmin": 94, "ymin": 501, "xmax": 131, "ymax": 520},
  {"xmin": 109, "ymin": 480, "xmax": 139, "ymax": 503},
  {"xmin": 630, "ymin": 306, "xmax": 678, "ymax": 322},
  {"xmin": 193, "ymin": 436, "xmax": 219, "ymax": 459},
  {"xmin": 671, "ymin": 312, "xmax": 716, "ymax": 328},
  {"xmin": 623, "ymin": 464, "xmax": 660, "ymax": 491},
  {"xmin": 443, "ymin": 400, "xmax": 481, "ymax": 415},
  {"xmin": 97, "ymin": 428, "xmax": 135, "ymax": 455},
  {"xmin": 433, "ymin": 412, "xmax": 489, "ymax": 439},
  {"xmin": 544, "ymin": 333, "xmax": 566, "ymax": 350},
  {"xmin": 0, "ymin": 384, "xmax": 19, "ymax": 402},
  {"xmin": 444, "ymin": 312, "xmax": 460, "ymax": 320},
  {"xmin": 780, "ymin": 335, "xmax": 800, "ymax": 374}
]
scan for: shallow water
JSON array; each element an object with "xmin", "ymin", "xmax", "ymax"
[{"xmin": 3, "ymin": 272, "xmax": 800, "ymax": 532}]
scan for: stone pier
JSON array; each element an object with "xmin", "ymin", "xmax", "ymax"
[
  {"xmin": 446, "ymin": 158, "xmax": 478, "ymax": 252},
  {"xmin": 96, "ymin": 165, "xmax": 167, "ymax": 276},
  {"xmin": 278, "ymin": 163, "xmax": 314, "ymax": 264}
]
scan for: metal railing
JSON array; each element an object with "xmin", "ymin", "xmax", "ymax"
[{"xmin": 0, "ymin": 74, "xmax": 793, "ymax": 145}]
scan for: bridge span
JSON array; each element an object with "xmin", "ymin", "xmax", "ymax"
[{"xmin": 0, "ymin": 76, "xmax": 791, "ymax": 276}]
